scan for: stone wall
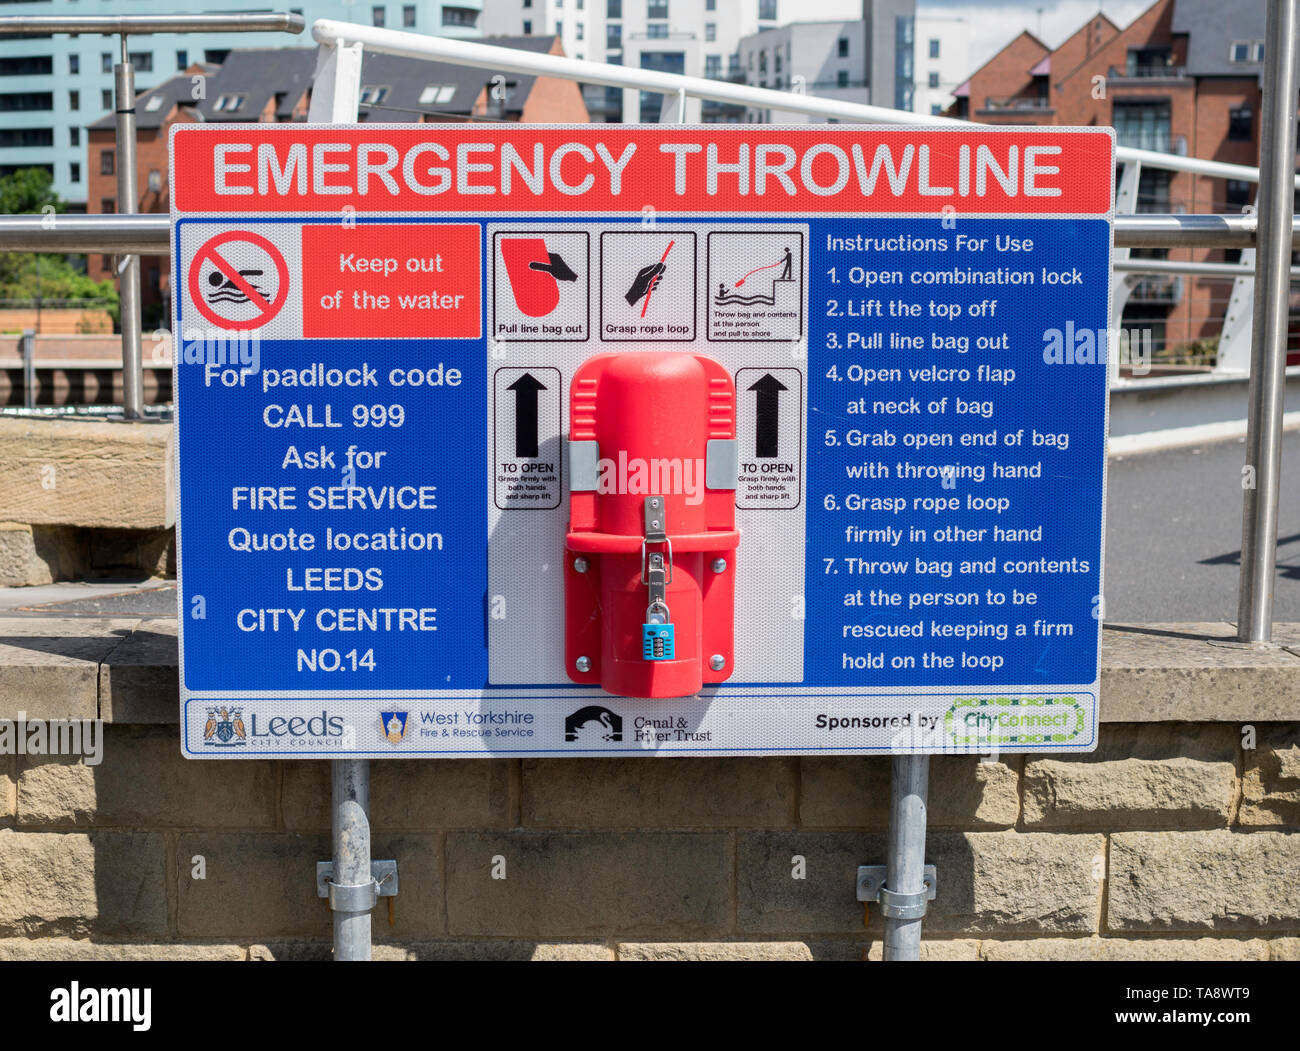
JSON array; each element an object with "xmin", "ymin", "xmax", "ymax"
[{"xmin": 0, "ymin": 620, "xmax": 1297, "ymax": 960}]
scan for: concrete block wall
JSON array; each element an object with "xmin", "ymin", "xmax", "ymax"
[{"xmin": 0, "ymin": 619, "xmax": 1297, "ymax": 960}]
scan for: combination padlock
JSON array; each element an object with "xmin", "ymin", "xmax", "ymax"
[{"xmin": 642, "ymin": 601, "xmax": 675, "ymax": 661}]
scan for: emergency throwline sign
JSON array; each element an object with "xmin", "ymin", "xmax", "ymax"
[{"xmin": 171, "ymin": 124, "xmax": 1112, "ymax": 759}]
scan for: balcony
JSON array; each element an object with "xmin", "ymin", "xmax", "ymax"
[
  {"xmin": 980, "ymin": 95, "xmax": 1052, "ymax": 112},
  {"xmin": 1126, "ymin": 274, "xmax": 1183, "ymax": 304},
  {"xmin": 1108, "ymin": 65, "xmax": 1187, "ymax": 81},
  {"xmin": 1116, "ymin": 131, "xmax": 1189, "ymax": 156}
]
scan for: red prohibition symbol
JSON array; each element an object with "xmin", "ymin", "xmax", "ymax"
[{"xmin": 188, "ymin": 230, "xmax": 290, "ymax": 330}]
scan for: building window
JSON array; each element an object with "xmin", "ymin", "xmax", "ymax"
[
  {"xmin": 607, "ymin": 0, "xmax": 620, "ymax": 15},
  {"xmin": 418, "ymin": 84, "xmax": 457, "ymax": 104},
  {"xmin": 403, "ymin": 4, "xmax": 415, "ymax": 26},
  {"xmin": 929, "ymin": 38, "xmax": 940, "ymax": 59},
  {"xmin": 70, "ymin": 162, "xmax": 80, "ymax": 183},
  {"xmin": 928, "ymin": 71, "xmax": 939, "ymax": 88},
  {"xmin": 213, "ymin": 94, "xmax": 246, "ymax": 112},
  {"xmin": 68, "ymin": 54, "xmax": 79, "ymax": 75},
  {"xmin": 176, "ymin": 49, "xmax": 188, "ymax": 70},
  {"xmin": 647, "ymin": 0, "xmax": 667, "ymax": 18},
  {"xmin": 1230, "ymin": 40, "xmax": 1264, "ymax": 63},
  {"xmin": 607, "ymin": 24, "xmax": 621, "ymax": 48},
  {"xmin": 101, "ymin": 88, "xmax": 112, "ymax": 111},
  {"xmin": 758, "ymin": 51, "xmax": 766, "ymax": 73},
  {"xmin": 101, "ymin": 52, "xmax": 112, "ymax": 74},
  {"xmin": 128, "ymin": 52, "xmax": 152, "ymax": 72},
  {"xmin": 576, "ymin": 22, "xmax": 584, "ymax": 40},
  {"xmin": 837, "ymin": 70, "xmax": 849, "ymax": 87},
  {"xmin": 1114, "ymin": 101, "xmax": 1172, "ymax": 153},
  {"xmin": 728, "ymin": 53, "xmax": 741, "ymax": 77},
  {"xmin": 705, "ymin": 54, "xmax": 721, "ymax": 78},
  {"xmin": 758, "ymin": 0, "xmax": 776, "ymax": 20},
  {"xmin": 359, "ymin": 85, "xmax": 390, "ymax": 105},
  {"xmin": 101, "ymin": 200, "xmax": 114, "ymax": 217},
  {"xmin": 145, "ymin": 94, "xmax": 165, "ymax": 112},
  {"xmin": 931, "ymin": 103, "xmax": 943, "ymax": 115},
  {"xmin": 69, "ymin": 90, "xmax": 79, "ymax": 110},
  {"xmin": 706, "ymin": 0, "xmax": 715, "ymax": 8},
  {"xmin": 837, "ymin": 37, "xmax": 848, "ymax": 58},
  {"xmin": 1228, "ymin": 105, "xmax": 1253, "ymax": 141},
  {"xmin": 1225, "ymin": 178, "xmax": 1252, "ymax": 211},
  {"xmin": 442, "ymin": 5, "xmax": 479, "ymax": 26},
  {"xmin": 523, "ymin": 19, "xmax": 532, "ymax": 32},
  {"xmin": 705, "ymin": 23, "xmax": 715, "ymax": 42},
  {"xmin": 100, "ymin": 149, "xmax": 114, "ymax": 175},
  {"xmin": 372, "ymin": 6, "xmax": 385, "ymax": 26},
  {"xmin": 69, "ymin": 127, "xmax": 79, "ymax": 146},
  {"xmin": 646, "ymin": 23, "xmax": 667, "ymax": 38},
  {"xmin": 523, "ymin": 0, "xmax": 530, "ymax": 5},
  {"xmin": 774, "ymin": 51, "xmax": 782, "ymax": 73},
  {"xmin": 204, "ymin": 49, "xmax": 230, "ymax": 65}
]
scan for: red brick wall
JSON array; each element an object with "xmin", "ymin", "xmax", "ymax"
[
  {"xmin": 957, "ymin": 0, "xmax": 1263, "ymax": 359},
  {"xmin": 966, "ymin": 32, "xmax": 1051, "ymax": 124}
]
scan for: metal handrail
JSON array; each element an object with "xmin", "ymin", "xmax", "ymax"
[
  {"xmin": 0, "ymin": 14, "xmax": 305, "ymax": 35},
  {"xmin": 0, "ymin": 212, "xmax": 1289, "ymax": 254},
  {"xmin": 0, "ymin": 12, "xmax": 306, "ymax": 420},
  {"xmin": 309, "ymin": 19, "xmax": 1299, "ymax": 188}
]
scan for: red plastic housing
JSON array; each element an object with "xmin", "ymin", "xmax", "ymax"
[{"xmin": 565, "ymin": 352, "xmax": 739, "ymax": 698}]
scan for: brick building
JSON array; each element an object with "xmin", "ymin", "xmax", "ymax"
[
  {"xmin": 87, "ymin": 38, "xmax": 588, "ymax": 328},
  {"xmin": 948, "ymin": 0, "xmax": 1269, "ymax": 362}
]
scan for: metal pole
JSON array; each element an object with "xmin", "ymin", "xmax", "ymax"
[
  {"xmin": 0, "ymin": 13, "xmax": 306, "ymax": 34},
  {"xmin": 20, "ymin": 328, "xmax": 35, "ymax": 409},
  {"xmin": 0, "ymin": 212, "xmax": 1286, "ymax": 255},
  {"xmin": 883, "ymin": 754, "xmax": 930, "ymax": 961},
  {"xmin": 1237, "ymin": 0, "xmax": 1300, "ymax": 643},
  {"xmin": 114, "ymin": 37, "xmax": 143, "ymax": 420},
  {"xmin": 331, "ymin": 757, "xmax": 372, "ymax": 961}
]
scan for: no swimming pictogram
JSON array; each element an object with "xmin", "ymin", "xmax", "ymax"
[{"xmin": 187, "ymin": 230, "xmax": 289, "ymax": 330}]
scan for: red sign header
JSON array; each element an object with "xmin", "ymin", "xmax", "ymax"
[{"xmin": 171, "ymin": 125, "xmax": 1113, "ymax": 215}]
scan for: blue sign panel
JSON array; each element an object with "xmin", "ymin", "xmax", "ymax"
[{"xmin": 172, "ymin": 124, "xmax": 1112, "ymax": 757}]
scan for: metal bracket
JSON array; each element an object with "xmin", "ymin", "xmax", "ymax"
[
  {"xmin": 856, "ymin": 864, "xmax": 936, "ymax": 920},
  {"xmin": 316, "ymin": 860, "xmax": 398, "ymax": 912}
]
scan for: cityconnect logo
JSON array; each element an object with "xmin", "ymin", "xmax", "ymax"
[
  {"xmin": 944, "ymin": 696, "xmax": 1086, "ymax": 747},
  {"xmin": 564, "ymin": 705, "xmax": 622, "ymax": 743}
]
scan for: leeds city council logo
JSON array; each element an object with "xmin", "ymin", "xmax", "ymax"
[{"xmin": 203, "ymin": 706, "xmax": 247, "ymax": 747}]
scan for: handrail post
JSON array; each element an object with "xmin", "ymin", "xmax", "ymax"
[
  {"xmin": 114, "ymin": 34, "xmax": 144, "ymax": 420},
  {"xmin": 1237, "ymin": 0, "xmax": 1300, "ymax": 643}
]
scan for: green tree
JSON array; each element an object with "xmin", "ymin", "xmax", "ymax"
[{"xmin": 0, "ymin": 168, "xmax": 118, "ymax": 323}]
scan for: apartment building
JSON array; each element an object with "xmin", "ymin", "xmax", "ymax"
[
  {"xmin": 0, "ymin": 0, "xmax": 485, "ymax": 207},
  {"xmin": 481, "ymin": 0, "xmax": 863, "ymax": 121},
  {"xmin": 947, "ymin": 0, "xmax": 1268, "ymax": 361}
]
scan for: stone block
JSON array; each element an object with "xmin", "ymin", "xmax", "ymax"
[
  {"xmin": 522, "ymin": 758, "xmax": 794, "ymax": 827},
  {"xmin": 1022, "ymin": 723, "xmax": 1237, "ymax": 829},
  {"xmin": 445, "ymin": 831, "xmax": 731, "ymax": 938},
  {"xmin": 1108, "ymin": 830, "xmax": 1300, "ymax": 931}
]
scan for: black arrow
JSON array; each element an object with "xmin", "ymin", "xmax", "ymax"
[
  {"xmin": 748, "ymin": 373, "xmax": 788, "ymax": 459},
  {"xmin": 507, "ymin": 372, "xmax": 547, "ymax": 458}
]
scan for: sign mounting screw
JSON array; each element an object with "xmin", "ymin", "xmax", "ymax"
[
  {"xmin": 574, "ymin": 557, "xmax": 589, "ymax": 573},
  {"xmin": 711, "ymin": 558, "xmax": 727, "ymax": 573},
  {"xmin": 710, "ymin": 654, "xmax": 725, "ymax": 671},
  {"xmin": 575, "ymin": 656, "xmax": 592, "ymax": 673}
]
